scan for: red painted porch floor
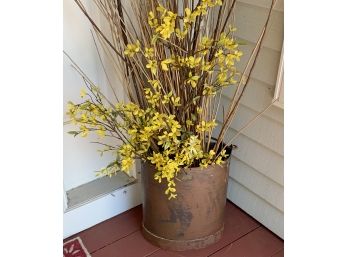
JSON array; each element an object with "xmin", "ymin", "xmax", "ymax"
[{"xmin": 64, "ymin": 201, "xmax": 284, "ymax": 257}]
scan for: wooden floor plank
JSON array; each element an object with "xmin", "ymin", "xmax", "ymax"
[
  {"xmin": 91, "ymin": 230, "xmax": 159, "ymax": 257},
  {"xmin": 147, "ymin": 249, "xmax": 185, "ymax": 257},
  {"xmin": 271, "ymin": 248, "xmax": 284, "ymax": 257},
  {"xmin": 209, "ymin": 227, "xmax": 283, "ymax": 257},
  {"xmin": 148, "ymin": 203, "xmax": 260, "ymax": 257},
  {"xmin": 64, "ymin": 201, "xmax": 283, "ymax": 257},
  {"xmin": 64, "ymin": 205, "xmax": 142, "ymax": 253}
]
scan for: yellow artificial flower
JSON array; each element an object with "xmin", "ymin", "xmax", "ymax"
[
  {"xmin": 216, "ymin": 69, "xmax": 228, "ymax": 84},
  {"xmin": 186, "ymin": 72, "xmax": 200, "ymax": 88},
  {"xmin": 156, "ymin": 4, "xmax": 166, "ymax": 14},
  {"xmin": 201, "ymin": 61, "xmax": 213, "ymax": 72},
  {"xmin": 121, "ymin": 157, "xmax": 134, "ymax": 172},
  {"xmin": 184, "ymin": 8, "xmax": 197, "ymax": 24},
  {"xmin": 165, "ymin": 187, "xmax": 176, "ymax": 196},
  {"xmin": 80, "ymin": 113, "xmax": 88, "ymax": 122},
  {"xmin": 225, "ymin": 53, "xmax": 236, "ymax": 66},
  {"xmin": 199, "ymin": 36, "xmax": 213, "ymax": 50},
  {"xmin": 80, "ymin": 88, "xmax": 87, "ymax": 98},
  {"xmin": 220, "ymin": 149, "xmax": 229, "ymax": 159},
  {"xmin": 157, "ymin": 131, "xmax": 170, "ymax": 147},
  {"xmin": 145, "ymin": 47, "xmax": 154, "ymax": 58},
  {"xmin": 196, "ymin": 4, "xmax": 208, "ymax": 15},
  {"xmin": 148, "ymin": 11, "xmax": 158, "ymax": 28},
  {"xmin": 67, "ymin": 101, "xmax": 75, "ymax": 112},
  {"xmin": 154, "ymin": 171, "xmax": 162, "ymax": 183},
  {"xmin": 96, "ymin": 128, "xmax": 106, "ymax": 138},
  {"xmin": 124, "ymin": 40, "xmax": 140, "ymax": 57},
  {"xmin": 148, "ymin": 79, "xmax": 160, "ymax": 89},
  {"xmin": 202, "ymin": 0, "xmax": 216, "ymax": 7},
  {"xmin": 186, "ymin": 56, "xmax": 202, "ymax": 68},
  {"xmin": 229, "ymin": 77, "xmax": 238, "ymax": 84},
  {"xmin": 175, "ymin": 28, "xmax": 188, "ymax": 40},
  {"xmin": 209, "ymin": 149, "xmax": 216, "ymax": 157},
  {"xmin": 196, "ymin": 120, "xmax": 217, "ymax": 132},
  {"xmin": 171, "ymin": 96, "xmax": 181, "ymax": 106},
  {"xmin": 162, "ymin": 91, "xmax": 172, "ymax": 104},
  {"xmin": 155, "ymin": 10, "xmax": 177, "ymax": 39},
  {"xmin": 203, "ymin": 85, "xmax": 216, "ymax": 96},
  {"xmin": 234, "ymin": 50, "xmax": 243, "ymax": 61},
  {"xmin": 128, "ymin": 128, "xmax": 138, "ymax": 136},
  {"xmin": 186, "ymin": 120, "xmax": 193, "ymax": 127},
  {"xmin": 214, "ymin": 49, "xmax": 224, "ymax": 58},
  {"xmin": 215, "ymin": 156, "xmax": 224, "ymax": 166},
  {"xmin": 161, "ymin": 58, "xmax": 173, "ymax": 71},
  {"xmin": 168, "ymin": 193, "xmax": 177, "ymax": 200},
  {"xmin": 200, "ymin": 161, "xmax": 209, "ymax": 168},
  {"xmin": 146, "ymin": 60, "xmax": 157, "ymax": 75},
  {"xmin": 80, "ymin": 125, "xmax": 89, "ymax": 137}
]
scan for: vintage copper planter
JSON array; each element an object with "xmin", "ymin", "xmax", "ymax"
[{"xmin": 141, "ymin": 161, "xmax": 230, "ymax": 251}]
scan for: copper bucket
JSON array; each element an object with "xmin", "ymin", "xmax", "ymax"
[{"xmin": 141, "ymin": 161, "xmax": 230, "ymax": 251}]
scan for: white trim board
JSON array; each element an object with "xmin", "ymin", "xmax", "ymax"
[
  {"xmin": 63, "ymin": 182, "xmax": 142, "ymax": 238},
  {"xmin": 273, "ymin": 46, "xmax": 284, "ymax": 109},
  {"xmin": 66, "ymin": 172, "xmax": 136, "ymax": 211}
]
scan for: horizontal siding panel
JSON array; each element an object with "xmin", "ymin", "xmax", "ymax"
[
  {"xmin": 227, "ymin": 178, "xmax": 284, "ymax": 238},
  {"xmin": 221, "ymin": 78, "xmax": 284, "ymax": 124},
  {"xmin": 232, "ymin": 134, "xmax": 283, "ymax": 185},
  {"xmin": 229, "ymin": 156, "xmax": 284, "ymax": 211},
  {"xmin": 216, "ymin": 101, "xmax": 284, "ymax": 155},
  {"xmin": 236, "ymin": 44, "xmax": 281, "ymax": 86},
  {"xmin": 237, "ymin": 0, "xmax": 284, "ymax": 12},
  {"xmin": 213, "ymin": 124, "xmax": 283, "ymax": 185},
  {"xmin": 229, "ymin": 105, "xmax": 284, "ymax": 155},
  {"xmin": 235, "ymin": 2, "xmax": 284, "ymax": 51},
  {"xmin": 240, "ymin": 103, "xmax": 283, "ymax": 126}
]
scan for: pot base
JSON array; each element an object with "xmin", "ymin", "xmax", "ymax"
[{"xmin": 142, "ymin": 223, "xmax": 224, "ymax": 251}]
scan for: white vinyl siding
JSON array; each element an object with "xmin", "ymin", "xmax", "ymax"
[{"xmin": 218, "ymin": 0, "xmax": 284, "ymax": 238}]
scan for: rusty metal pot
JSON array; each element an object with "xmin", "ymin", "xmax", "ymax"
[{"xmin": 141, "ymin": 161, "xmax": 230, "ymax": 251}]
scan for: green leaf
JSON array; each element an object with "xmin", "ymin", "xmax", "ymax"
[
  {"xmin": 106, "ymin": 160, "xmax": 118, "ymax": 169},
  {"xmin": 68, "ymin": 131, "xmax": 80, "ymax": 137},
  {"xmin": 192, "ymin": 96, "xmax": 200, "ymax": 104}
]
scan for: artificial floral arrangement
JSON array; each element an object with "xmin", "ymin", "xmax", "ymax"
[{"xmin": 65, "ymin": 0, "xmax": 275, "ymax": 200}]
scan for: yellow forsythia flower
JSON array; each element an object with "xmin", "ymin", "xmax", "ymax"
[
  {"xmin": 186, "ymin": 72, "xmax": 200, "ymax": 88},
  {"xmin": 148, "ymin": 11, "xmax": 158, "ymax": 28},
  {"xmin": 184, "ymin": 8, "xmax": 197, "ymax": 24},
  {"xmin": 96, "ymin": 128, "xmax": 106, "ymax": 138},
  {"xmin": 161, "ymin": 58, "xmax": 173, "ymax": 71},
  {"xmin": 186, "ymin": 56, "xmax": 201, "ymax": 68},
  {"xmin": 80, "ymin": 125, "xmax": 89, "ymax": 137},
  {"xmin": 146, "ymin": 60, "xmax": 157, "ymax": 75},
  {"xmin": 196, "ymin": 120, "xmax": 217, "ymax": 132},
  {"xmin": 124, "ymin": 40, "xmax": 140, "ymax": 57},
  {"xmin": 145, "ymin": 47, "xmax": 154, "ymax": 58},
  {"xmin": 175, "ymin": 28, "xmax": 188, "ymax": 40},
  {"xmin": 121, "ymin": 157, "xmax": 134, "ymax": 172},
  {"xmin": 80, "ymin": 88, "xmax": 87, "ymax": 98}
]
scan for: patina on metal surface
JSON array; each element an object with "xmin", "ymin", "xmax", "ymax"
[{"xmin": 141, "ymin": 161, "xmax": 230, "ymax": 251}]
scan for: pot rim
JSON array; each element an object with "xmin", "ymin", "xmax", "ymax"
[
  {"xmin": 143, "ymin": 160, "xmax": 229, "ymax": 174},
  {"xmin": 181, "ymin": 162, "xmax": 228, "ymax": 173}
]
